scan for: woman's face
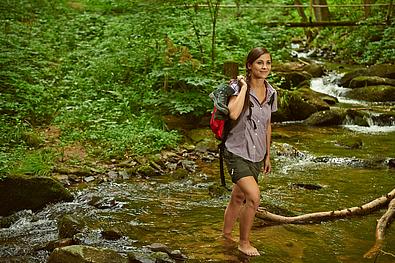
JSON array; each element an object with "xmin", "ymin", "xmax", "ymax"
[{"xmin": 248, "ymin": 53, "xmax": 271, "ymax": 80}]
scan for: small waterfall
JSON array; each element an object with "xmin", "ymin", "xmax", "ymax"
[
  {"xmin": 343, "ymin": 111, "xmax": 395, "ymax": 133},
  {"xmin": 308, "ymin": 68, "xmax": 395, "ymax": 133},
  {"xmin": 310, "ymin": 73, "xmax": 367, "ymax": 105}
]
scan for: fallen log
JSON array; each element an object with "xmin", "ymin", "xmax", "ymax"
[
  {"xmin": 364, "ymin": 198, "xmax": 395, "ymax": 259},
  {"xmin": 256, "ymin": 187, "xmax": 395, "ymax": 226}
]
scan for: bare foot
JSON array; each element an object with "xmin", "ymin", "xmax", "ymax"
[
  {"xmin": 238, "ymin": 241, "xmax": 260, "ymax": 256},
  {"xmin": 222, "ymin": 233, "xmax": 237, "ymax": 242}
]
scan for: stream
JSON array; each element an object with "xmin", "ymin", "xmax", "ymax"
[{"xmin": 1, "ymin": 68, "xmax": 394, "ymax": 262}]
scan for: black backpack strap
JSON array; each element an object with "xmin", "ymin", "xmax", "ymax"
[{"xmin": 219, "ymin": 142, "xmax": 226, "ymax": 187}]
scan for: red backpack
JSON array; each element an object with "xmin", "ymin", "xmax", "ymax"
[{"xmin": 209, "ymin": 106, "xmax": 228, "ymax": 141}]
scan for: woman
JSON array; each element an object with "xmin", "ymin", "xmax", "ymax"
[{"xmin": 222, "ymin": 47, "xmax": 277, "ymax": 256}]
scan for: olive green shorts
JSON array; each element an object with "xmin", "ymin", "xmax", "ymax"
[{"xmin": 224, "ymin": 149, "xmax": 263, "ymax": 184}]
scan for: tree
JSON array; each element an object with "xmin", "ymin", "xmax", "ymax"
[
  {"xmin": 363, "ymin": 0, "xmax": 375, "ymax": 18},
  {"xmin": 207, "ymin": 0, "xmax": 221, "ymax": 72},
  {"xmin": 312, "ymin": 0, "xmax": 331, "ymax": 22}
]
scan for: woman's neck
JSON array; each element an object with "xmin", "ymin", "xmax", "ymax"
[{"xmin": 249, "ymin": 78, "xmax": 266, "ymax": 90}]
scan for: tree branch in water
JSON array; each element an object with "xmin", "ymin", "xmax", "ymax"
[
  {"xmin": 255, "ymin": 188, "xmax": 395, "ymax": 258},
  {"xmin": 364, "ymin": 198, "xmax": 395, "ymax": 259}
]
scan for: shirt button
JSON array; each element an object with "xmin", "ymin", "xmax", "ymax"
[
  {"xmin": 255, "ymin": 133, "xmax": 258, "ymax": 136},
  {"xmin": 253, "ymin": 145, "xmax": 256, "ymax": 148}
]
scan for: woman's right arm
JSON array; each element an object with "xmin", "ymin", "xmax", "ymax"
[{"xmin": 228, "ymin": 78, "xmax": 248, "ymax": 120}]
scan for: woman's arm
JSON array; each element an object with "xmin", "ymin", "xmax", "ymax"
[{"xmin": 228, "ymin": 77, "xmax": 248, "ymax": 120}]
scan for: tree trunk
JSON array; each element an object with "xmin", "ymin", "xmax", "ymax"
[
  {"xmin": 223, "ymin": 61, "xmax": 239, "ymax": 79},
  {"xmin": 363, "ymin": 0, "xmax": 375, "ymax": 18},
  {"xmin": 256, "ymin": 188, "xmax": 395, "ymax": 226},
  {"xmin": 294, "ymin": 0, "xmax": 308, "ymax": 22},
  {"xmin": 313, "ymin": 0, "xmax": 331, "ymax": 22},
  {"xmin": 207, "ymin": 0, "xmax": 221, "ymax": 72}
]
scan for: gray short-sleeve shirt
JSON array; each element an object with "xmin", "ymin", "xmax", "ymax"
[{"xmin": 225, "ymin": 80, "xmax": 277, "ymax": 162}]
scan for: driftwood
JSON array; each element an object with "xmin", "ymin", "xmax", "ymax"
[
  {"xmin": 364, "ymin": 198, "xmax": 395, "ymax": 259},
  {"xmin": 256, "ymin": 188, "xmax": 395, "ymax": 257},
  {"xmin": 256, "ymin": 188, "xmax": 395, "ymax": 225}
]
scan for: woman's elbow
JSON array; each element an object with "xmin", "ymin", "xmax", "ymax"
[{"xmin": 229, "ymin": 112, "xmax": 239, "ymax": 120}]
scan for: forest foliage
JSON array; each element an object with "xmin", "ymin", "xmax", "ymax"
[{"xmin": 0, "ymin": 0, "xmax": 393, "ymax": 176}]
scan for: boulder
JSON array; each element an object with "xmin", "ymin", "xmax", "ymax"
[
  {"xmin": 47, "ymin": 245, "xmax": 128, "ymax": 263},
  {"xmin": 0, "ymin": 175, "xmax": 73, "ymax": 216},
  {"xmin": 340, "ymin": 64, "xmax": 395, "ymax": 87},
  {"xmin": 304, "ymin": 109, "xmax": 346, "ymax": 126},
  {"xmin": 272, "ymin": 88, "xmax": 331, "ymax": 122},
  {"xmin": 273, "ymin": 61, "xmax": 325, "ymax": 90},
  {"xmin": 349, "ymin": 76, "xmax": 395, "ymax": 88},
  {"xmin": 346, "ymin": 85, "xmax": 395, "ymax": 102},
  {"xmin": 345, "ymin": 109, "xmax": 370, "ymax": 127}
]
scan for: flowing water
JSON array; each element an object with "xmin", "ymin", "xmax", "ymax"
[{"xmin": 1, "ymin": 68, "xmax": 394, "ymax": 262}]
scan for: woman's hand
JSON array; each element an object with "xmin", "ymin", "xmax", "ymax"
[
  {"xmin": 237, "ymin": 75, "xmax": 247, "ymax": 88},
  {"xmin": 263, "ymin": 156, "xmax": 271, "ymax": 174}
]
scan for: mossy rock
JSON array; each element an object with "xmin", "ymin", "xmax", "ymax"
[
  {"xmin": 272, "ymin": 88, "xmax": 331, "ymax": 122},
  {"xmin": 349, "ymin": 76, "xmax": 395, "ymax": 88},
  {"xmin": 345, "ymin": 109, "xmax": 370, "ymax": 127},
  {"xmin": 47, "ymin": 245, "xmax": 128, "ymax": 263},
  {"xmin": 340, "ymin": 64, "xmax": 395, "ymax": 87},
  {"xmin": 346, "ymin": 85, "xmax": 395, "ymax": 102},
  {"xmin": 137, "ymin": 164, "xmax": 157, "ymax": 177},
  {"xmin": 186, "ymin": 128, "xmax": 213, "ymax": 143},
  {"xmin": 0, "ymin": 175, "xmax": 73, "ymax": 216},
  {"xmin": 195, "ymin": 138, "xmax": 218, "ymax": 153},
  {"xmin": 304, "ymin": 109, "xmax": 346, "ymax": 126}
]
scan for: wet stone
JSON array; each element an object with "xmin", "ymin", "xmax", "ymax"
[
  {"xmin": 58, "ymin": 214, "xmax": 84, "ymax": 239},
  {"xmin": 169, "ymin": 250, "xmax": 187, "ymax": 261},
  {"xmin": 107, "ymin": 171, "xmax": 119, "ymax": 180},
  {"xmin": 84, "ymin": 176, "xmax": 95, "ymax": 183},
  {"xmin": 146, "ymin": 243, "xmax": 171, "ymax": 254},
  {"xmin": 101, "ymin": 228, "xmax": 123, "ymax": 240}
]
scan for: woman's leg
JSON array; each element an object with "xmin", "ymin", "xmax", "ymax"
[
  {"xmin": 236, "ymin": 176, "xmax": 260, "ymax": 256},
  {"xmin": 222, "ymin": 184, "xmax": 245, "ymax": 240}
]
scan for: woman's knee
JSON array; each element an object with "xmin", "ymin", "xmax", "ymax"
[
  {"xmin": 245, "ymin": 194, "xmax": 260, "ymax": 210},
  {"xmin": 230, "ymin": 191, "xmax": 245, "ymax": 205}
]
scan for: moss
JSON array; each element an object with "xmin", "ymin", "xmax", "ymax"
[
  {"xmin": 0, "ymin": 175, "xmax": 73, "ymax": 216},
  {"xmin": 347, "ymin": 85, "xmax": 395, "ymax": 102}
]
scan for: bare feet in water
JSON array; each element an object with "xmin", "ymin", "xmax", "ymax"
[{"xmin": 238, "ymin": 241, "xmax": 260, "ymax": 256}]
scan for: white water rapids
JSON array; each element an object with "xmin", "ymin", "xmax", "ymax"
[{"xmin": 310, "ymin": 72, "xmax": 395, "ymax": 134}]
